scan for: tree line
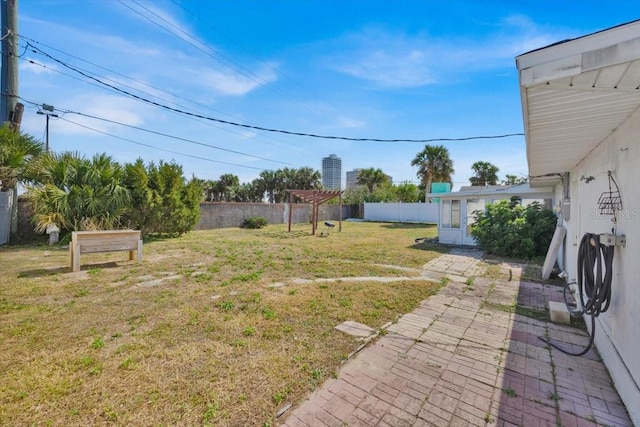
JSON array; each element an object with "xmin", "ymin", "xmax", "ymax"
[
  {"xmin": 200, "ymin": 167, "xmax": 322, "ymax": 203},
  {"xmin": 0, "ymin": 125, "xmax": 328, "ymax": 236},
  {"xmin": 197, "ymin": 145, "xmax": 527, "ymax": 207},
  {"xmin": 410, "ymin": 145, "xmax": 526, "ymax": 190},
  {"xmin": 202, "ymin": 167, "xmax": 426, "ymax": 205},
  {"xmin": 1, "ymin": 123, "xmax": 526, "ymax": 237}
]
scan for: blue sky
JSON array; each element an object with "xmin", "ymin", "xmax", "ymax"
[{"xmin": 15, "ymin": 1, "xmax": 639, "ymax": 190}]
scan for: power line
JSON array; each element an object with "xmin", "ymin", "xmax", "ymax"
[
  {"xmin": 19, "ymin": 44, "xmax": 307, "ymax": 152},
  {"xmin": 19, "ymin": 36, "xmax": 249, "ymax": 123},
  {"xmin": 116, "ymin": 0, "xmax": 268, "ymax": 86},
  {"xmin": 19, "ymin": 37, "xmax": 316, "ymax": 154},
  {"xmin": 27, "ymin": 43, "xmax": 526, "ymax": 143},
  {"xmin": 13, "ymin": 94, "xmax": 528, "ymax": 185},
  {"xmin": 169, "ymin": 0, "xmax": 276, "ymax": 70},
  {"xmin": 57, "ymin": 116, "xmax": 267, "ymax": 172},
  {"xmin": 69, "ymin": 111, "xmax": 297, "ymax": 166},
  {"xmin": 115, "ymin": 0, "xmax": 333, "ymax": 122},
  {"xmin": 168, "ymin": 0, "xmax": 316, "ymax": 107},
  {"xmin": 17, "ymin": 95, "xmax": 298, "ymax": 168}
]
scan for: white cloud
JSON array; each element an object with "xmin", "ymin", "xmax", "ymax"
[
  {"xmin": 338, "ymin": 50, "xmax": 436, "ymax": 88},
  {"xmin": 89, "ymin": 34, "xmax": 163, "ymax": 58},
  {"xmin": 114, "ymin": 1, "xmax": 212, "ymax": 55},
  {"xmin": 22, "ymin": 4, "xmax": 278, "ymax": 103},
  {"xmin": 328, "ymin": 29, "xmax": 437, "ymax": 88},
  {"xmin": 44, "ymin": 94, "xmax": 152, "ymax": 137},
  {"xmin": 337, "ymin": 115, "xmax": 366, "ymax": 129},
  {"xmin": 199, "ymin": 64, "xmax": 278, "ymax": 96},
  {"xmin": 327, "ymin": 16, "xmax": 575, "ymax": 88},
  {"xmin": 19, "ymin": 57, "xmax": 58, "ymax": 74},
  {"xmin": 81, "ymin": 95, "xmax": 146, "ymax": 127},
  {"xmin": 118, "ymin": 2, "xmax": 281, "ymax": 96},
  {"xmin": 238, "ymin": 131, "xmax": 258, "ymax": 140},
  {"xmin": 139, "ymin": 3, "xmax": 191, "ymax": 36},
  {"xmin": 21, "ymin": 16, "xmax": 162, "ymax": 59},
  {"xmin": 105, "ymin": 74, "xmax": 172, "ymax": 104}
]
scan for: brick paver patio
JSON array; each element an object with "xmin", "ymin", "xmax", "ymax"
[{"xmin": 280, "ymin": 249, "xmax": 633, "ymax": 426}]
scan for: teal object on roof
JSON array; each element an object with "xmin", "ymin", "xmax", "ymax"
[{"xmin": 430, "ymin": 182, "xmax": 451, "ymax": 203}]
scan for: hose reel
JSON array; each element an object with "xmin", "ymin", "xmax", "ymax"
[{"xmin": 541, "ymin": 233, "xmax": 615, "ymax": 356}]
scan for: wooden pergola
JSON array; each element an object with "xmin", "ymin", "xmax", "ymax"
[{"xmin": 286, "ymin": 190, "xmax": 343, "ymax": 235}]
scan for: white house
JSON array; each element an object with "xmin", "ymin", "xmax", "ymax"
[
  {"xmin": 517, "ymin": 20, "xmax": 640, "ymax": 425},
  {"xmin": 429, "ymin": 183, "xmax": 553, "ymax": 245}
]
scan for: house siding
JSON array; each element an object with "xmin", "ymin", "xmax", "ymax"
[{"xmin": 561, "ymin": 106, "xmax": 640, "ymax": 424}]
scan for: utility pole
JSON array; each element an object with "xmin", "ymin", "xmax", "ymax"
[
  {"xmin": 1, "ymin": 0, "xmax": 19, "ymax": 126},
  {"xmin": 1, "ymin": 0, "xmax": 20, "ymax": 237}
]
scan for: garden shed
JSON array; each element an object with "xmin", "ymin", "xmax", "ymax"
[{"xmin": 428, "ymin": 183, "xmax": 554, "ymax": 245}]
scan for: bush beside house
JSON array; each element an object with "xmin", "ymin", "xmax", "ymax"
[{"xmin": 470, "ymin": 199, "xmax": 556, "ymax": 259}]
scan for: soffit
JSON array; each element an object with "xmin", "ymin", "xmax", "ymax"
[{"xmin": 517, "ymin": 21, "xmax": 640, "ymax": 184}]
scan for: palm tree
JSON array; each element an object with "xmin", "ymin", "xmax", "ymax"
[
  {"xmin": 196, "ymin": 178, "xmax": 215, "ymax": 201},
  {"xmin": 395, "ymin": 181, "xmax": 422, "ymax": 202},
  {"xmin": 249, "ymin": 178, "xmax": 265, "ymax": 202},
  {"xmin": 235, "ymin": 182, "xmax": 263, "ymax": 202},
  {"xmin": 356, "ymin": 167, "xmax": 389, "ymax": 193},
  {"xmin": 293, "ymin": 167, "xmax": 322, "ymax": 190},
  {"xmin": 27, "ymin": 152, "xmax": 130, "ymax": 232},
  {"xmin": 411, "ymin": 145, "xmax": 454, "ymax": 198},
  {"xmin": 0, "ymin": 124, "xmax": 44, "ymax": 234},
  {"xmin": 469, "ymin": 161, "xmax": 499, "ymax": 186},
  {"xmin": 0, "ymin": 124, "xmax": 44, "ymax": 190},
  {"xmin": 258, "ymin": 170, "xmax": 277, "ymax": 203},
  {"xmin": 272, "ymin": 168, "xmax": 290, "ymax": 203},
  {"xmin": 502, "ymin": 174, "xmax": 527, "ymax": 186},
  {"xmin": 215, "ymin": 173, "xmax": 240, "ymax": 201}
]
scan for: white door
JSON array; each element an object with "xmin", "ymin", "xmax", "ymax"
[{"xmin": 464, "ymin": 198, "xmax": 484, "ymax": 245}]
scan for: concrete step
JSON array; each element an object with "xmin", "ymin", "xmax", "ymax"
[{"xmin": 549, "ymin": 300, "xmax": 571, "ymax": 324}]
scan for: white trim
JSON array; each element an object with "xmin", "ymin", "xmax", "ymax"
[
  {"xmin": 519, "ymin": 37, "xmax": 640, "ymax": 87},
  {"xmin": 516, "ymin": 21, "xmax": 640, "ymax": 70},
  {"xmin": 428, "ymin": 183, "xmax": 554, "ymax": 199}
]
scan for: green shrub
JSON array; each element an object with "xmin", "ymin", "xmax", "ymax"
[
  {"xmin": 470, "ymin": 200, "xmax": 556, "ymax": 259},
  {"xmin": 122, "ymin": 159, "xmax": 203, "ymax": 236},
  {"xmin": 27, "ymin": 152, "xmax": 130, "ymax": 233},
  {"xmin": 243, "ymin": 216, "xmax": 268, "ymax": 229}
]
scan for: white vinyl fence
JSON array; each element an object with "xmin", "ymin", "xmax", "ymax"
[{"xmin": 363, "ymin": 202, "xmax": 439, "ymax": 223}]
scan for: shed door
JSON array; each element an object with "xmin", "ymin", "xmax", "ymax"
[{"xmin": 464, "ymin": 198, "xmax": 484, "ymax": 245}]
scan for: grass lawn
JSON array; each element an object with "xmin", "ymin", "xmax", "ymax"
[{"xmin": 0, "ymin": 222, "xmax": 445, "ymax": 426}]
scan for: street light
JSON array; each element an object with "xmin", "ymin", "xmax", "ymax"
[{"xmin": 37, "ymin": 104, "xmax": 58, "ymax": 151}]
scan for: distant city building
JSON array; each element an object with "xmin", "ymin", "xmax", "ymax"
[
  {"xmin": 322, "ymin": 154, "xmax": 342, "ymax": 190},
  {"xmin": 346, "ymin": 168, "xmax": 393, "ymax": 189},
  {"xmin": 346, "ymin": 169, "xmax": 361, "ymax": 189}
]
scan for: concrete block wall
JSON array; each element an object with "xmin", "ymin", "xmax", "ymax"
[
  {"xmin": 196, "ymin": 202, "xmax": 356, "ymax": 230},
  {"xmin": 15, "ymin": 199, "xmax": 358, "ymax": 235}
]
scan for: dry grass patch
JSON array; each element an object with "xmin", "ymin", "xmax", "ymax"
[{"xmin": 0, "ymin": 222, "xmax": 443, "ymax": 426}]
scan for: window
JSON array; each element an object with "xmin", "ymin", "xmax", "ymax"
[
  {"xmin": 442, "ymin": 200, "xmax": 451, "ymax": 228},
  {"xmin": 451, "ymin": 200, "xmax": 460, "ymax": 228},
  {"xmin": 441, "ymin": 200, "xmax": 460, "ymax": 229}
]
